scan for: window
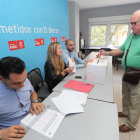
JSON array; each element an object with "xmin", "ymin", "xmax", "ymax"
[
  {"xmin": 109, "ymin": 24, "xmax": 128, "ymax": 46},
  {"xmin": 90, "ymin": 25, "xmax": 107, "ymax": 46},
  {"xmin": 88, "ymin": 15, "xmax": 131, "ymax": 47}
]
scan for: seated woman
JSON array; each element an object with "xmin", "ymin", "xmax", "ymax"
[{"xmin": 44, "ymin": 42, "xmax": 74, "ymax": 92}]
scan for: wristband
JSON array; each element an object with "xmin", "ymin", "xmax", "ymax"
[
  {"xmin": 31, "ymin": 100, "xmax": 38, "ymax": 103},
  {"xmin": 106, "ymin": 52, "xmax": 109, "ymax": 56}
]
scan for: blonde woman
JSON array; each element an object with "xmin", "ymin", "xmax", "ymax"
[{"xmin": 44, "ymin": 42, "xmax": 74, "ymax": 92}]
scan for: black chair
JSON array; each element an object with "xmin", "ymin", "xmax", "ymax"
[
  {"xmin": 27, "ymin": 68, "xmax": 50, "ymax": 101},
  {"xmin": 81, "ymin": 53, "xmax": 85, "ymax": 59},
  {"xmin": 114, "ymin": 55, "xmax": 123, "ymax": 71},
  {"xmin": 78, "ymin": 51, "xmax": 86, "ymax": 60},
  {"xmin": 78, "ymin": 51, "xmax": 82, "ymax": 59}
]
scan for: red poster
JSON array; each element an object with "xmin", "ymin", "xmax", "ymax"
[
  {"xmin": 40, "ymin": 38, "xmax": 44, "ymax": 45},
  {"xmin": 51, "ymin": 37, "xmax": 57, "ymax": 42},
  {"xmin": 51, "ymin": 38, "xmax": 55, "ymax": 42},
  {"xmin": 54, "ymin": 37, "xmax": 57, "ymax": 42},
  {"xmin": 35, "ymin": 39, "xmax": 40, "ymax": 46},
  {"xmin": 17, "ymin": 40, "xmax": 25, "ymax": 49},
  {"xmin": 61, "ymin": 37, "xmax": 66, "ymax": 42},
  {"xmin": 8, "ymin": 41, "xmax": 18, "ymax": 51}
]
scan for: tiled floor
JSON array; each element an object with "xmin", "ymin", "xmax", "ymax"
[{"xmin": 113, "ymin": 65, "xmax": 140, "ymax": 140}]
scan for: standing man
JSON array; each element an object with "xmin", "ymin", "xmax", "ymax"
[
  {"xmin": 99, "ymin": 10, "xmax": 140, "ymax": 132},
  {"xmin": 0, "ymin": 57, "xmax": 45, "ymax": 140},
  {"xmin": 62, "ymin": 39, "xmax": 88, "ymax": 69}
]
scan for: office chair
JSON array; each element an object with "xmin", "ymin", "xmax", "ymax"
[
  {"xmin": 82, "ymin": 53, "xmax": 85, "ymax": 59},
  {"xmin": 78, "ymin": 51, "xmax": 82, "ymax": 59},
  {"xmin": 27, "ymin": 68, "xmax": 50, "ymax": 101},
  {"xmin": 115, "ymin": 55, "xmax": 123, "ymax": 71},
  {"xmin": 78, "ymin": 51, "xmax": 86, "ymax": 60}
]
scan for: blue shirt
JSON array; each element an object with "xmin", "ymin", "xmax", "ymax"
[
  {"xmin": 0, "ymin": 78, "xmax": 34, "ymax": 129},
  {"xmin": 62, "ymin": 49, "xmax": 85, "ymax": 69}
]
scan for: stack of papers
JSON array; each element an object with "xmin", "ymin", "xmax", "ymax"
[
  {"xmin": 21, "ymin": 89, "xmax": 87, "ymax": 138},
  {"xmin": 21, "ymin": 109, "xmax": 64, "ymax": 138},
  {"xmin": 60, "ymin": 90, "xmax": 87, "ymax": 105},
  {"xmin": 51, "ymin": 93, "xmax": 84, "ymax": 116}
]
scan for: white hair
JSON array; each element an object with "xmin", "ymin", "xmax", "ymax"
[{"xmin": 133, "ymin": 10, "xmax": 140, "ymax": 14}]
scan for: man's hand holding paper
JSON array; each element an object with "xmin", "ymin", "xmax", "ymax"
[{"xmin": 68, "ymin": 57, "xmax": 76, "ymax": 73}]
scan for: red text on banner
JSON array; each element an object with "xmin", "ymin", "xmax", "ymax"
[
  {"xmin": 17, "ymin": 40, "xmax": 25, "ymax": 49},
  {"xmin": 51, "ymin": 37, "xmax": 57, "ymax": 43},
  {"xmin": 61, "ymin": 37, "xmax": 66, "ymax": 42},
  {"xmin": 8, "ymin": 41, "xmax": 18, "ymax": 51}
]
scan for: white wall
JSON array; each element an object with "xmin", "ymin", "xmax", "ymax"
[
  {"xmin": 68, "ymin": 1, "xmax": 79, "ymax": 53},
  {"xmin": 80, "ymin": 3, "xmax": 140, "ymax": 47}
]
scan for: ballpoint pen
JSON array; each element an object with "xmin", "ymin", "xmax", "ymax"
[
  {"xmin": 97, "ymin": 59, "xmax": 100, "ymax": 64},
  {"xmin": 97, "ymin": 55, "xmax": 101, "ymax": 64},
  {"xmin": 79, "ymin": 83, "xmax": 90, "ymax": 85}
]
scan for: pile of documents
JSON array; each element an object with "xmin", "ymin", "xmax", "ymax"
[
  {"xmin": 21, "ymin": 90, "xmax": 87, "ymax": 138},
  {"xmin": 51, "ymin": 90, "xmax": 86, "ymax": 116}
]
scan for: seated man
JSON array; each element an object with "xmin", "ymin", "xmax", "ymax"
[
  {"xmin": 62, "ymin": 39, "xmax": 88, "ymax": 69},
  {"xmin": 0, "ymin": 57, "xmax": 45, "ymax": 140}
]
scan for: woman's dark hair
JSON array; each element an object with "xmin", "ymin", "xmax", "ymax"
[{"xmin": 0, "ymin": 56, "xmax": 26, "ymax": 79}]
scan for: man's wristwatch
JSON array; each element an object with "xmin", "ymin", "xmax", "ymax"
[
  {"xmin": 106, "ymin": 52, "xmax": 109, "ymax": 56},
  {"xmin": 31, "ymin": 100, "xmax": 38, "ymax": 103}
]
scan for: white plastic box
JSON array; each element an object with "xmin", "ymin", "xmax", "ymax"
[{"xmin": 86, "ymin": 57, "xmax": 108, "ymax": 84}]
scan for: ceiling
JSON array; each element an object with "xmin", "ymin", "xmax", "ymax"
[{"xmin": 68, "ymin": 0, "xmax": 140, "ymax": 10}]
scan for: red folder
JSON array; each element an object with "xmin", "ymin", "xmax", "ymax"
[{"xmin": 63, "ymin": 80, "xmax": 94, "ymax": 93}]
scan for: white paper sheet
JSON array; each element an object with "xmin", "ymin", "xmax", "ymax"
[
  {"xmin": 21, "ymin": 113, "xmax": 38, "ymax": 127},
  {"xmin": 51, "ymin": 94, "xmax": 84, "ymax": 116},
  {"xmin": 21, "ymin": 109, "xmax": 64, "ymax": 138},
  {"xmin": 60, "ymin": 90, "xmax": 87, "ymax": 105},
  {"xmin": 68, "ymin": 57, "xmax": 76, "ymax": 73}
]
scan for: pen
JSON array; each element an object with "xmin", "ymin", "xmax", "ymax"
[
  {"xmin": 79, "ymin": 83, "xmax": 90, "ymax": 85},
  {"xmin": 97, "ymin": 55, "xmax": 101, "ymax": 64}
]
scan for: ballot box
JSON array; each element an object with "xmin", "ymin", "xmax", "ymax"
[{"xmin": 86, "ymin": 56, "xmax": 108, "ymax": 84}]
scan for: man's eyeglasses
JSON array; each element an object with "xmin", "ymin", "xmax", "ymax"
[{"xmin": 130, "ymin": 19, "xmax": 140, "ymax": 26}]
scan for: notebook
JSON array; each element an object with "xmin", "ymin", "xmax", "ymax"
[{"xmin": 63, "ymin": 80, "xmax": 94, "ymax": 93}]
